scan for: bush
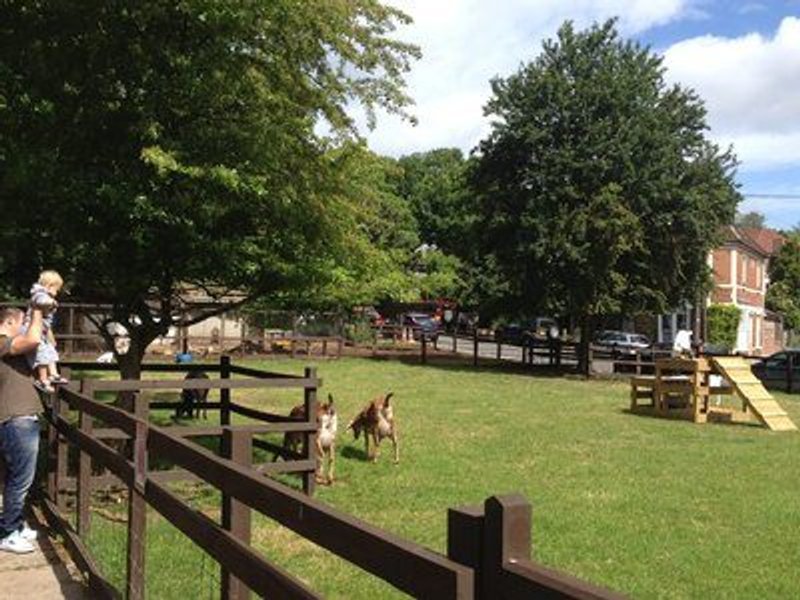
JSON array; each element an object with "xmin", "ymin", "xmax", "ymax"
[
  {"xmin": 343, "ymin": 319, "xmax": 374, "ymax": 345},
  {"xmin": 707, "ymin": 304, "xmax": 741, "ymax": 350}
]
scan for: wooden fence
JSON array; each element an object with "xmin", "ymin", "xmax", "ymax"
[
  {"xmin": 379, "ymin": 328, "xmax": 674, "ymax": 374},
  {"xmin": 56, "ymin": 357, "xmax": 321, "ymax": 499},
  {"xmin": 54, "ymin": 331, "xmax": 344, "ymax": 359},
  {"xmin": 39, "ymin": 358, "xmax": 625, "ymax": 599}
]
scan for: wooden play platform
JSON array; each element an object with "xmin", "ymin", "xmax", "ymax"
[{"xmin": 630, "ymin": 356, "xmax": 797, "ymax": 431}]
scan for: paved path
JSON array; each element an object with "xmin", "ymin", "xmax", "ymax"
[{"xmin": 0, "ymin": 518, "xmax": 89, "ymax": 599}]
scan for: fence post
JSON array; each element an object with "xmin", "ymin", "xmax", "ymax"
[
  {"xmin": 635, "ymin": 350, "xmax": 642, "ymax": 376},
  {"xmin": 220, "ymin": 355, "xmax": 231, "ymax": 426},
  {"xmin": 337, "ymin": 336, "xmax": 343, "ymax": 359},
  {"xmin": 302, "ymin": 367, "xmax": 318, "ymax": 496},
  {"xmin": 447, "ymin": 504, "xmax": 484, "ymax": 599},
  {"xmin": 47, "ymin": 389, "xmax": 65, "ymax": 509},
  {"xmin": 77, "ymin": 382, "xmax": 94, "ymax": 536},
  {"xmin": 496, "ymin": 341, "xmax": 501, "ymax": 361},
  {"xmin": 126, "ymin": 418, "xmax": 148, "ymax": 600},
  {"xmin": 556, "ymin": 339, "xmax": 562, "ymax": 368},
  {"xmin": 421, "ymin": 334, "xmax": 427, "ymax": 365},
  {"xmin": 221, "ymin": 428, "xmax": 253, "ymax": 600},
  {"xmin": 473, "ymin": 330, "xmax": 479, "ymax": 367},
  {"xmin": 372, "ymin": 327, "xmax": 378, "ymax": 357},
  {"xmin": 452, "ymin": 332, "xmax": 458, "ymax": 354},
  {"xmin": 788, "ymin": 352, "xmax": 794, "ymax": 393},
  {"xmin": 67, "ymin": 306, "xmax": 76, "ymax": 356},
  {"xmin": 481, "ymin": 494, "xmax": 532, "ymax": 598}
]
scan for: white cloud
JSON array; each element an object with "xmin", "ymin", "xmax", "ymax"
[
  {"xmin": 718, "ymin": 131, "xmax": 800, "ymax": 171},
  {"xmin": 366, "ymin": 0, "xmax": 693, "ymax": 155},
  {"xmin": 662, "ymin": 17, "xmax": 800, "ymax": 172},
  {"xmin": 737, "ymin": 2, "xmax": 767, "ymax": 15},
  {"xmin": 365, "ymin": 3, "xmax": 800, "ymax": 180}
]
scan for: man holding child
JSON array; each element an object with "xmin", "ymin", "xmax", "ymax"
[{"xmin": 0, "ymin": 303, "xmax": 46, "ymax": 553}]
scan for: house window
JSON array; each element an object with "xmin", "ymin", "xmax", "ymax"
[{"xmin": 742, "ymin": 255, "xmax": 749, "ymax": 285}]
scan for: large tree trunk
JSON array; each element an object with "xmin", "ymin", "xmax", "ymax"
[
  {"xmin": 117, "ymin": 349, "xmax": 143, "ymax": 381},
  {"xmin": 577, "ymin": 314, "xmax": 596, "ymax": 376},
  {"xmin": 115, "ymin": 332, "xmax": 151, "ymax": 412}
]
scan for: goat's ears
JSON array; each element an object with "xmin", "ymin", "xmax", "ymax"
[{"xmin": 385, "ymin": 392, "xmax": 394, "ymax": 404}]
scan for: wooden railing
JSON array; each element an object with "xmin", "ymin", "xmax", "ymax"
[
  {"xmin": 417, "ymin": 330, "xmax": 676, "ymax": 375},
  {"xmin": 55, "ymin": 332, "xmax": 345, "ymax": 359},
  {"xmin": 39, "ymin": 359, "xmax": 626, "ymax": 599},
  {"xmin": 56, "ymin": 357, "xmax": 321, "ymax": 498}
]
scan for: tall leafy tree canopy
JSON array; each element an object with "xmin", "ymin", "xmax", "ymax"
[
  {"xmin": 278, "ymin": 144, "xmax": 465, "ymax": 309},
  {"xmin": 470, "ymin": 19, "xmax": 740, "ymax": 368},
  {"xmin": 268, "ymin": 143, "xmax": 421, "ymax": 311},
  {"xmin": 735, "ymin": 211, "xmax": 766, "ymax": 229},
  {"xmin": 396, "ymin": 149, "xmax": 472, "ymax": 255},
  {"xmin": 766, "ymin": 233, "xmax": 800, "ymax": 331},
  {"xmin": 0, "ymin": 1, "xmax": 418, "ymax": 375}
]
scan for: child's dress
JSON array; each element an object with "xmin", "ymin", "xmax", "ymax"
[{"xmin": 27, "ymin": 283, "xmax": 59, "ymax": 369}]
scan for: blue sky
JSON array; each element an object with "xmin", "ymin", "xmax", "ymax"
[{"xmin": 363, "ymin": 1, "xmax": 800, "ymax": 229}]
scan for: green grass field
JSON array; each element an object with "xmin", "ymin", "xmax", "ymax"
[{"xmin": 83, "ymin": 356, "xmax": 800, "ymax": 599}]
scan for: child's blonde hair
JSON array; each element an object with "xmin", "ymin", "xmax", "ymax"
[{"xmin": 39, "ymin": 270, "xmax": 64, "ymax": 291}]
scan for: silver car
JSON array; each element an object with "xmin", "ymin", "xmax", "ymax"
[{"xmin": 594, "ymin": 330, "xmax": 651, "ymax": 355}]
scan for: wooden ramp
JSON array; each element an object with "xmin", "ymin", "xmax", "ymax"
[{"xmin": 711, "ymin": 357, "xmax": 798, "ymax": 432}]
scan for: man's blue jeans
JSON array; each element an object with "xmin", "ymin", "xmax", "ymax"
[{"xmin": 0, "ymin": 416, "xmax": 40, "ymax": 538}]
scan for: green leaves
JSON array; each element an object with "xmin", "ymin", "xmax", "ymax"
[
  {"xmin": 470, "ymin": 19, "xmax": 740, "ymax": 323},
  {"xmin": 767, "ymin": 234, "xmax": 800, "ymax": 330},
  {"xmin": 707, "ymin": 304, "xmax": 741, "ymax": 348},
  {"xmin": 0, "ymin": 0, "xmax": 418, "ymax": 365}
]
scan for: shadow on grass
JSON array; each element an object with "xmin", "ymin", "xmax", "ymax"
[
  {"xmin": 340, "ymin": 445, "xmax": 369, "ymax": 462},
  {"xmin": 620, "ymin": 408, "xmax": 764, "ymax": 429}
]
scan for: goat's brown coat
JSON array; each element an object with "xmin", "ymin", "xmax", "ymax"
[{"xmin": 347, "ymin": 392, "xmax": 399, "ymax": 464}]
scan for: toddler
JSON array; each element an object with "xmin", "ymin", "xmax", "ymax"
[{"xmin": 27, "ymin": 270, "xmax": 68, "ymax": 393}]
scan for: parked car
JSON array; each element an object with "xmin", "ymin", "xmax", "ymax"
[
  {"xmin": 751, "ymin": 350, "xmax": 800, "ymax": 391},
  {"xmin": 403, "ymin": 312, "xmax": 441, "ymax": 341},
  {"xmin": 593, "ymin": 330, "xmax": 651, "ymax": 355},
  {"xmin": 495, "ymin": 317, "xmax": 560, "ymax": 345}
]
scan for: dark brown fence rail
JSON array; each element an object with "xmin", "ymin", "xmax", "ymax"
[
  {"xmin": 57, "ymin": 356, "xmax": 321, "ymax": 498},
  {"xmin": 39, "ymin": 357, "xmax": 625, "ymax": 599}
]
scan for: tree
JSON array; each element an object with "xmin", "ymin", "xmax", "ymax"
[
  {"xmin": 266, "ymin": 143, "xmax": 422, "ymax": 311},
  {"xmin": 396, "ymin": 149, "xmax": 472, "ymax": 255},
  {"xmin": 766, "ymin": 233, "xmax": 800, "ymax": 331},
  {"xmin": 735, "ymin": 211, "xmax": 766, "ymax": 229},
  {"xmin": 411, "ymin": 245, "xmax": 465, "ymax": 301},
  {"xmin": 0, "ymin": 1, "xmax": 418, "ymax": 377},
  {"xmin": 470, "ymin": 20, "xmax": 740, "ymax": 372},
  {"xmin": 706, "ymin": 304, "xmax": 741, "ymax": 349}
]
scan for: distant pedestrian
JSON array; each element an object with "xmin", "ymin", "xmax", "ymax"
[
  {"xmin": 673, "ymin": 329, "xmax": 693, "ymax": 357},
  {"xmin": 0, "ymin": 305, "xmax": 45, "ymax": 554}
]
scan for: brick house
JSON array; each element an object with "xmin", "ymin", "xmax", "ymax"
[{"xmin": 657, "ymin": 226, "xmax": 785, "ymax": 355}]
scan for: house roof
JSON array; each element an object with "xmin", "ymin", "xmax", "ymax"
[
  {"xmin": 738, "ymin": 227, "xmax": 785, "ymax": 256},
  {"xmin": 722, "ymin": 225, "xmax": 770, "ymax": 258}
]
